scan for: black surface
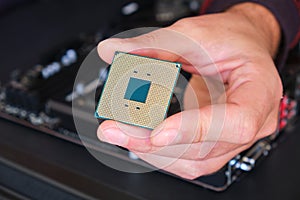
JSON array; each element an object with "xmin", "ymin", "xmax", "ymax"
[
  {"xmin": 0, "ymin": 162, "xmax": 83, "ymax": 200},
  {"xmin": 1, "ymin": 1, "xmax": 300, "ymax": 199}
]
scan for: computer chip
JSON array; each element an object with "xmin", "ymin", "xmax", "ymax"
[{"xmin": 95, "ymin": 51, "xmax": 181, "ymax": 129}]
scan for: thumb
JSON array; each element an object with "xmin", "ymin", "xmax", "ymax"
[
  {"xmin": 97, "ymin": 37, "xmax": 146, "ymax": 64},
  {"xmin": 97, "ymin": 28, "xmax": 204, "ymax": 66}
]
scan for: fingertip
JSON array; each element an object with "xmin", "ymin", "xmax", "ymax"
[
  {"xmin": 97, "ymin": 120, "xmax": 117, "ymax": 142},
  {"xmin": 99, "ymin": 120, "xmax": 118, "ymax": 130},
  {"xmin": 97, "ymin": 38, "xmax": 122, "ymax": 64},
  {"xmin": 97, "ymin": 120, "xmax": 127, "ymax": 145},
  {"xmin": 96, "ymin": 125, "xmax": 105, "ymax": 141},
  {"xmin": 97, "ymin": 37, "xmax": 146, "ymax": 64}
]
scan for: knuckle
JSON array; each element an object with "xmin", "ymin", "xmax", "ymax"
[
  {"xmin": 139, "ymin": 33, "xmax": 159, "ymax": 46},
  {"xmin": 171, "ymin": 18, "xmax": 194, "ymax": 30}
]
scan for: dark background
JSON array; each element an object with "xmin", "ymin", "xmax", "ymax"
[{"xmin": 0, "ymin": 0, "xmax": 300, "ymax": 199}]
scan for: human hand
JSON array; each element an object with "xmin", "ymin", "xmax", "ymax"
[{"xmin": 96, "ymin": 3, "xmax": 282, "ymax": 179}]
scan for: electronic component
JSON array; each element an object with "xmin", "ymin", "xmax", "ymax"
[
  {"xmin": 4, "ymin": 48, "xmax": 81, "ymax": 112},
  {"xmin": 95, "ymin": 51, "xmax": 181, "ymax": 129}
]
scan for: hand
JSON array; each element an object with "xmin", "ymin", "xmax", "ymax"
[{"xmin": 96, "ymin": 3, "xmax": 282, "ymax": 179}]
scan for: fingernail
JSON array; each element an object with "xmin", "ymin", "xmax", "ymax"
[
  {"xmin": 102, "ymin": 128, "xmax": 128, "ymax": 146},
  {"xmin": 151, "ymin": 129, "xmax": 181, "ymax": 146}
]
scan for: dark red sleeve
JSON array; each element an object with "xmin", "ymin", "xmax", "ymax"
[{"xmin": 201, "ymin": 0, "xmax": 300, "ymax": 70}]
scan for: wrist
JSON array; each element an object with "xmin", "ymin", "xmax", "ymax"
[{"xmin": 226, "ymin": 2, "xmax": 281, "ymax": 58}]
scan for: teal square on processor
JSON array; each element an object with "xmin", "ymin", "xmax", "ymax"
[{"xmin": 124, "ymin": 77, "xmax": 151, "ymax": 103}]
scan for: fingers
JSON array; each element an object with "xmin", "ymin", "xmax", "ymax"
[
  {"xmin": 150, "ymin": 60, "xmax": 282, "ymax": 147},
  {"xmin": 97, "ymin": 119, "xmax": 248, "ymax": 160},
  {"xmin": 98, "ymin": 120, "xmax": 152, "ymax": 152},
  {"xmin": 98, "ymin": 103, "xmax": 260, "ymax": 149},
  {"xmin": 98, "ymin": 64, "xmax": 280, "ymax": 157},
  {"xmin": 134, "ymin": 141, "xmax": 251, "ymax": 180},
  {"xmin": 150, "ymin": 104, "xmax": 245, "ymax": 146},
  {"xmin": 97, "ymin": 29, "xmax": 181, "ymax": 63},
  {"xmin": 137, "ymin": 141, "xmax": 243, "ymax": 160},
  {"xmin": 97, "ymin": 28, "xmax": 214, "ymax": 75},
  {"xmin": 225, "ymin": 61, "xmax": 282, "ymax": 139}
]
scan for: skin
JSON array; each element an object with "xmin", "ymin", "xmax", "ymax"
[{"xmin": 96, "ymin": 3, "xmax": 282, "ymax": 179}]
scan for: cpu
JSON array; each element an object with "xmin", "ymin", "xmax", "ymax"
[{"xmin": 95, "ymin": 51, "xmax": 181, "ymax": 129}]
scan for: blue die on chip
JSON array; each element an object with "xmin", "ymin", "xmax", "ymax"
[{"xmin": 124, "ymin": 77, "xmax": 151, "ymax": 103}]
